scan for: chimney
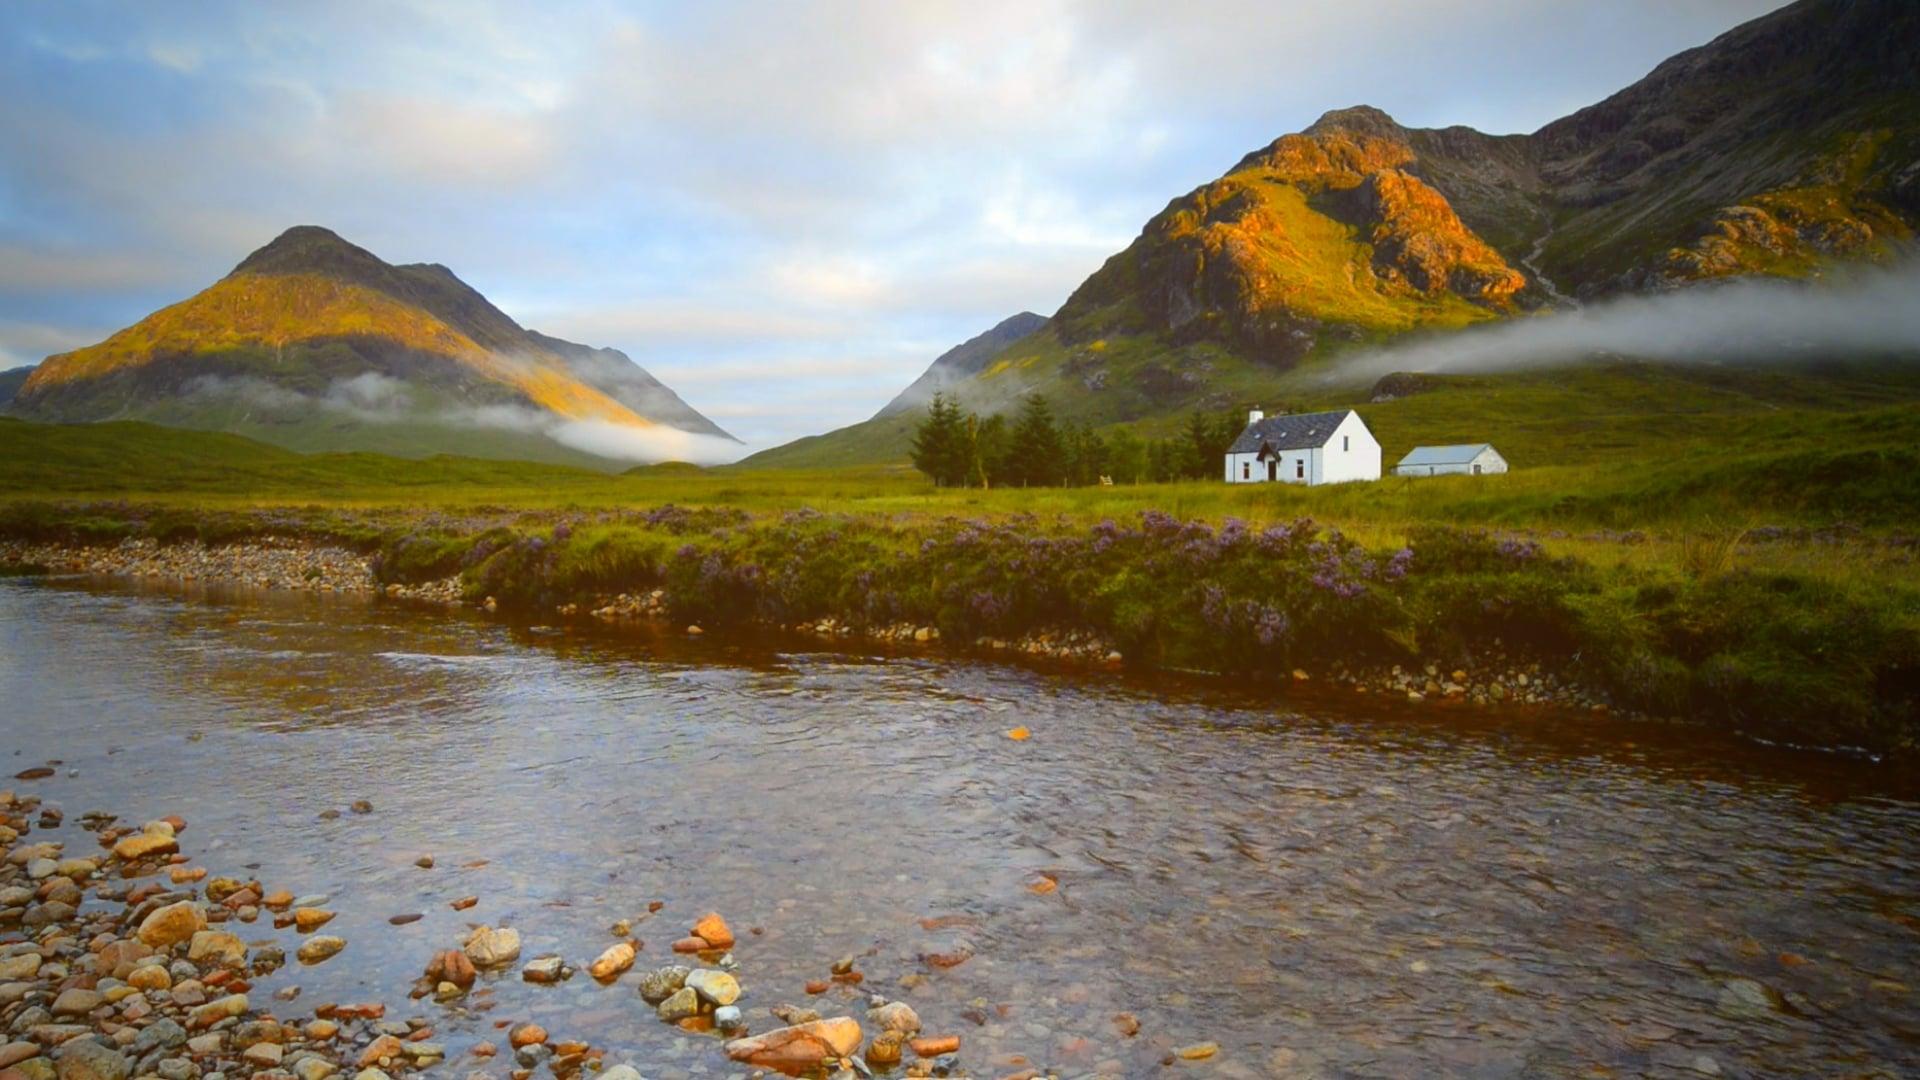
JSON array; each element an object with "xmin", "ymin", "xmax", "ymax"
[{"xmin": 1248, "ymin": 408, "xmax": 1264, "ymax": 425}]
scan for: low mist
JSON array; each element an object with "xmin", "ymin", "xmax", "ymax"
[
  {"xmin": 1327, "ymin": 260, "xmax": 1920, "ymax": 385},
  {"xmin": 183, "ymin": 373, "xmax": 740, "ymax": 466}
]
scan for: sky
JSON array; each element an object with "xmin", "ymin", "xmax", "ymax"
[{"xmin": 0, "ymin": 0, "xmax": 1783, "ymax": 454}]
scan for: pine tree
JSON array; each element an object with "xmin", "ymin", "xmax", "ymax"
[
  {"xmin": 909, "ymin": 392, "xmax": 965, "ymax": 486},
  {"xmin": 1006, "ymin": 394, "xmax": 1065, "ymax": 486}
]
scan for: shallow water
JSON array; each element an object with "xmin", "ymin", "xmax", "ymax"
[{"xmin": 3, "ymin": 576, "xmax": 1918, "ymax": 1078}]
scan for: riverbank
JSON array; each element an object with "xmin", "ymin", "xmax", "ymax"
[{"xmin": 2, "ymin": 500, "xmax": 1914, "ymax": 757}]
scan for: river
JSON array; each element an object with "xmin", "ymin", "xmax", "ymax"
[{"xmin": 2, "ymin": 576, "xmax": 1917, "ymax": 1077}]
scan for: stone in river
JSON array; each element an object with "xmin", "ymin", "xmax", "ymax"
[
  {"xmin": 508, "ymin": 1023, "xmax": 546, "ymax": 1049},
  {"xmin": 53, "ymin": 1039, "xmax": 128, "ymax": 1080},
  {"xmin": 866, "ymin": 1031, "xmax": 904, "ymax": 1067},
  {"xmin": 670, "ymin": 936, "xmax": 709, "ymax": 954},
  {"xmin": 425, "ymin": 949, "xmax": 476, "ymax": 990},
  {"xmin": 137, "ymin": 902, "xmax": 206, "ymax": 948},
  {"xmin": 867, "ymin": 1001, "xmax": 920, "ymax": 1035},
  {"xmin": 296, "ymin": 937, "xmax": 345, "ymax": 964},
  {"xmin": 692, "ymin": 912, "xmax": 734, "ymax": 949},
  {"xmin": 771, "ymin": 1004, "xmax": 820, "ymax": 1026},
  {"xmin": 1175, "ymin": 1042, "xmax": 1218, "ymax": 1060},
  {"xmin": 111, "ymin": 828, "xmax": 177, "ymax": 862},
  {"xmin": 587, "ymin": 942, "xmax": 636, "ymax": 982},
  {"xmin": 414, "ymin": 856, "xmax": 433, "ymax": 869},
  {"xmin": 724, "ymin": 1018, "xmax": 863, "ymax": 1073},
  {"xmin": 655, "ymin": 987, "xmax": 700, "ymax": 1023},
  {"xmin": 187, "ymin": 994, "xmax": 247, "ymax": 1029},
  {"xmin": 449, "ymin": 896, "xmax": 478, "ymax": 912},
  {"xmin": 357, "ymin": 1037, "xmax": 404, "ymax": 1069},
  {"xmin": 261, "ymin": 890, "xmax": 294, "ymax": 911},
  {"xmin": 187, "ymin": 931, "xmax": 246, "ymax": 967},
  {"xmin": 909, "ymin": 1035, "xmax": 960, "ymax": 1058},
  {"xmin": 293, "ymin": 909, "xmax": 334, "ymax": 932},
  {"xmin": 521, "ymin": 956, "xmax": 566, "ymax": 984},
  {"xmin": 463, "ymin": 927, "xmax": 520, "ymax": 968},
  {"xmin": 0, "ymin": 1044, "xmax": 42, "ymax": 1070},
  {"xmin": 241, "ymin": 1044, "xmax": 282, "ymax": 1067},
  {"xmin": 714, "ymin": 1005, "xmax": 744, "ymax": 1032},
  {"xmin": 685, "ymin": 969, "xmax": 739, "ymax": 1006},
  {"xmin": 637, "ymin": 966, "xmax": 689, "ymax": 1004},
  {"xmin": 599, "ymin": 1067, "xmax": 643, "ymax": 1080}
]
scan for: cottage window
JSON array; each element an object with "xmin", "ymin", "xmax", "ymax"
[
  {"xmin": 1241, "ymin": 462, "xmax": 1249, "ymax": 480},
  {"xmin": 1343, "ymin": 436, "xmax": 1349, "ymax": 452},
  {"xmin": 1296, "ymin": 460, "xmax": 1305, "ymax": 479}
]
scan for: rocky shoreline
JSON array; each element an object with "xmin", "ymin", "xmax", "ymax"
[
  {"xmin": 1, "ymin": 783, "xmax": 1033, "ymax": 1080},
  {"xmin": 1, "ymin": 537, "xmax": 1624, "ymax": 721}
]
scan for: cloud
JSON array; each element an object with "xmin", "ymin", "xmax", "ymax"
[{"xmin": 1326, "ymin": 262, "xmax": 1920, "ymax": 384}]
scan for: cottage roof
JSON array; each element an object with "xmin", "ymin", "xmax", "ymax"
[
  {"xmin": 1396, "ymin": 443, "xmax": 1493, "ymax": 466},
  {"xmin": 1227, "ymin": 410, "xmax": 1353, "ymax": 454}
]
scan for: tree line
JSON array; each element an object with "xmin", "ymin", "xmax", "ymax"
[{"xmin": 909, "ymin": 392, "xmax": 1253, "ymax": 487}]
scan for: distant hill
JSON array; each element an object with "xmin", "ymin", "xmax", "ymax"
[
  {"xmin": 6, "ymin": 226, "xmax": 737, "ymax": 467},
  {"xmin": 746, "ymin": 0, "xmax": 1920, "ymax": 467}
]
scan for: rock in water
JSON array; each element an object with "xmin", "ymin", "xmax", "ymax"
[
  {"xmin": 588, "ymin": 941, "xmax": 636, "ymax": 982},
  {"xmin": 296, "ymin": 936, "xmax": 345, "ymax": 964},
  {"xmin": 521, "ymin": 956, "xmax": 566, "ymax": 984},
  {"xmin": 293, "ymin": 908, "xmax": 334, "ymax": 932},
  {"xmin": 685, "ymin": 968, "xmax": 739, "ymax": 1006},
  {"xmin": 867, "ymin": 1001, "xmax": 920, "ymax": 1035},
  {"xmin": 637, "ymin": 966, "xmax": 690, "ymax": 1004},
  {"xmin": 137, "ymin": 902, "xmax": 206, "ymax": 947},
  {"xmin": 724, "ymin": 1018, "xmax": 863, "ymax": 1073},
  {"xmin": 655, "ymin": 987, "xmax": 700, "ymax": 1023},
  {"xmin": 187, "ymin": 931, "xmax": 246, "ymax": 967},
  {"xmin": 464, "ymin": 926, "xmax": 521, "ymax": 968},
  {"xmin": 692, "ymin": 912, "xmax": 735, "ymax": 949}
]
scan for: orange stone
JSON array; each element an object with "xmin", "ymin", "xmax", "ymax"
[
  {"xmin": 692, "ymin": 912, "xmax": 735, "ymax": 949},
  {"xmin": 450, "ymin": 896, "xmax": 478, "ymax": 911},
  {"xmin": 670, "ymin": 937, "xmax": 709, "ymax": 954},
  {"xmin": 910, "ymin": 1035, "xmax": 961, "ymax": 1058},
  {"xmin": 1006, "ymin": 727, "xmax": 1031, "ymax": 741},
  {"xmin": 804, "ymin": 980, "xmax": 829, "ymax": 995}
]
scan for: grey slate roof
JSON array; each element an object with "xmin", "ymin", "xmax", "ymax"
[
  {"xmin": 1227, "ymin": 410, "xmax": 1353, "ymax": 454},
  {"xmin": 1396, "ymin": 443, "xmax": 1492, "ymax": 467}
]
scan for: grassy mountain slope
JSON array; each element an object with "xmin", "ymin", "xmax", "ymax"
[
  {"xmin": 7, "ymin": 226, "xmax": 736, "ymax": 465},
  {"xmin": 749, "ymin": 0, "xmax": 1920, "ymax": 470}
]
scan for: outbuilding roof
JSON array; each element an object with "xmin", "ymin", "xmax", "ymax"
[
  {"xmin": 1395, "ymin": 443, "xmax": 1494, "ymax": 466},
  {"xmin": 1227, "ymin": 410, "xmax": 1354, "ymax": 454}
]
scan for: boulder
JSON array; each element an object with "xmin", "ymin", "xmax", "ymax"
[
  {"xmin": 135, "ymin": 902, "xmax": 205, "ymax": 948},
  {"xmin": 186, "ymin": 931, "xmax": 246, "ymax": 967},
  {"xmin": 654, "ymin": 987, "xmax": 699, "ymax": 1023},
  {"xmin": 292, "ymin": 909, "xmax": 334, "ymax": 932},
  {"xmin": 637, "ymin": 966, "xmax": 689, "ymax": 1005},
  {"xmin": 462, "ymin": 927, "xmax": 520, "ymax": 968},
  {"xmin": 685, "ymin": 969, "xmax": 739, "ymax": 1006},
  {"xmin": 53, "ymin": 1040, "xmax": 127, "ymax": 1080},
  {"xmin": 111, "ymin": 829, "xmax": 177, "ymax": 863},
  {"xmin": 724, "ymin": 1018, "xmax": 862, "ymax": 1074},
  {"xmin": 867, "ymin": 1001, "xmax": 920, "ymax": 1035},
  {"xmin": 691, "ymin": 912, "xmax": 734, "ymax": 949},
  {"xmin": 296, "ymin": 937, "xmax": 344, "ymax": 964}
]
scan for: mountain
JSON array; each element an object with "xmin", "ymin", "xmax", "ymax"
[
  {"xmin": 0, "ymin": 367, "xmax": 31, "ymax": 408},
  {"xmin": 7, "ymin": 226, "xmax": 737, "ymax": 466},
  {"xmin": 747, "ymin": 0, "xmax": 1920, "ymax": 467},
  {"xmin": 873, "ymin": 312, "xmax": 1049, "ymax": 418}
]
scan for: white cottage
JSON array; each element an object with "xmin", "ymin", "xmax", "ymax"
[
  {"xmin": 1223, "ymin": 409, "xmax": 1381, "ymax": 485},
  {"xmin": 1393, "ymin": 444, "xmax": 1508, "ymax": 477}
]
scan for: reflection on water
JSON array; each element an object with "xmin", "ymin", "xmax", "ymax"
[{"xmin": 3, "ymin": 576, "xmax": 1918, "ymax": 1077}]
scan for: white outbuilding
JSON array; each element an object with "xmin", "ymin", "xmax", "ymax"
[
  {"xmin": 1393, "ymin": 443, "xmax": 1509, "ymax": 477},
  {"xmin": 1223, "ymin": 409, "xmax": 1381, "ymax": 485}
]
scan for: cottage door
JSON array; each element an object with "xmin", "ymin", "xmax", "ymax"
[{"xmin": 1266, "ymin": 460, "xmax": 1276, "ymax": 481}]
